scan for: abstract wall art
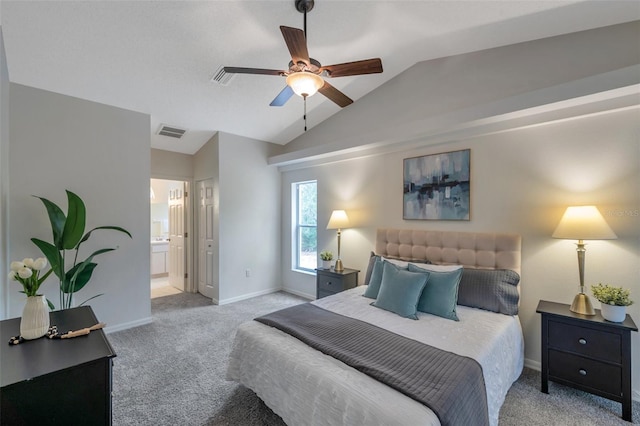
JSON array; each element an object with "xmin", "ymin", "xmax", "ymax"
[{"xmin": 403, "ymin": 149, "xmax": 470, "ymax": 220}]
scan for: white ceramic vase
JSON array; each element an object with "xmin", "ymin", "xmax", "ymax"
[
  {"xmin": 600, "ymin": 303, "xmax": 626, "ymax": 323},
  {"xmin": 20, "ymin": 295, "xmax": 50, "ymax": 340},
  {"xmin": 322, "ymin": 260, "xmax": 332, "ymax": 269}
]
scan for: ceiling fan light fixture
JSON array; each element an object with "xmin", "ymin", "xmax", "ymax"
[{"xmin": 286, "ymin": 72, "xmax": 324, "ymax": 98}]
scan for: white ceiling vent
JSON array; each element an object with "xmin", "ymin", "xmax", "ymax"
[
  {"xmin": 157, "ymin": 124, "xmax": 187, "ymax": 139},
  {"xmin": 210, "ymin": 65, "xmax": 235, "ymax": 86}
]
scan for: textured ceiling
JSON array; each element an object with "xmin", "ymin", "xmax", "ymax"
[{"xmin": 2, "ymin": 1, "xmax": 638, "ymax": 154}]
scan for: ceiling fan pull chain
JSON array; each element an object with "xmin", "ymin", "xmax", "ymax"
[{"xmin": 303, "ymin": 95, "xmax": 308, "ymax": 131}]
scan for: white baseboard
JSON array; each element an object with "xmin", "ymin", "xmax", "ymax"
[
  {"xmin": 523, "ymin": 358, "xmax": 541, "ymax": 371},
  {"xmin": 104, "ymin": 316, "xmax": 152, "ymax": 334},
  {"xmin": 524, "ymin": 358, "xmax": 640, "ymax": 402},
  {"xmin": 216, "ymin": 287, "xmax": 281, "ymax": 306}
]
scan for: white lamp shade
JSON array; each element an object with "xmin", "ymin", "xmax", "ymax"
[
  {"xmin": 286, "ymin": 72, "xmax": 324, "ymax": 97},
  {"xmin": 326, "ymin": 210, "xmax": 349, "ymax": 230},
  {"xmin": 552, "ymin": 206, "xmax": 617, "ymax": 240}
]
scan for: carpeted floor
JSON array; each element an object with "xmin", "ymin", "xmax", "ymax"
[{"xmin": 109, "ymin": 291, "xmax": 639, "ymax": 425}]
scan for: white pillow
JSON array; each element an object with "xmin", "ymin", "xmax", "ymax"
[
  {"xmin": 381, "ymin": 257, "xmax": 409, "ymax": 268},
  {"xmin": 381, "ymin": 257, "xmax": 463, "ymax": 272},
  {"xmin": 409, "ymin": 262, "xmax": 462, "ymax": 272}
]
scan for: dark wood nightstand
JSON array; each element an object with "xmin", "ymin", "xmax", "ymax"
[
  {"xmin": 1, "ymin": 306, "xmax": 116, "ymax": 425},
  {"xmin": 315, "ymin": 268, "xmax": 359, "ymax": 299},
  {"xmin": 536, "ymin": 300, "xmax": 638, "ymax": 421}
]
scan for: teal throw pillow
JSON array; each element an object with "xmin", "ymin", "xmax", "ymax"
[
  {"xmin": 408, "ymin": 263, "xmax": 462, "ymax": 321},
  {"xmin": 362, "ymin": 257, "xmax": 384, "ymax": 299},
  {"xmin": 371, "ymin": 261, "xmax": 430, "ymax": 320}
]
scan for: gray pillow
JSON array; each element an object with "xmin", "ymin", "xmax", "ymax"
[
  {"xmin": 371, "ymin": 262, "xmax": 429, "ymax": 320},
  {"xmin": 457, "ymin": 268, "xmax": 520, "ymax": 315},
  {"xmin": 364, "ymin": 251, "xmax": 380, "ymax": 286},
  {"xmin": 362, "ymin": 257, "xmax": 384, "ymax": 299},
  {"xmin": 408, "ymin": 264, "xmax": 462, "ymax": 321}
]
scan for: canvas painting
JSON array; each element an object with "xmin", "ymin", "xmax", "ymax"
[{"xmin": 403, "ymin": 149, "xmax": 470, "ymax": 220}]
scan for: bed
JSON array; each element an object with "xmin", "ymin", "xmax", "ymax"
[{"xmin": 227, "ymin": 228, "xmax": 524, "ymax": 426}]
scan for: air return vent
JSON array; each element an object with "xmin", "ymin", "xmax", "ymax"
[
  {"xmin": 210, "ymin": 65, "xmax": 235, "ymax": 86},
  {"xmin": 157, "ymin": 124, "xmax": 187, "ymax": 139}
]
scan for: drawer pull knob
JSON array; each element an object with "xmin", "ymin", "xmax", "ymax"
[
  {"xmin": 327, "ymin": 282, "xmax": 332, "ymax": 285},
  {"xmin": 579, "ymin": 369, "xmax": 587, "ymax": 376},
  {"xmin": 578, "ymin": 338, "xmax": 587, "ymax": 345}
]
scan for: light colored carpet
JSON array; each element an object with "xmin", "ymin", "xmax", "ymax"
[{"xmin": 109, "ymin": 291, "xmax": 639, "ymax": 425}]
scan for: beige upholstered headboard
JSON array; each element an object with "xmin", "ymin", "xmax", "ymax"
[{"xmin": 375, "ymin": 228, "xmax": 521, "ymax": 276}]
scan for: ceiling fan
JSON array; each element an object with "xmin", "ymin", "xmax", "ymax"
[{"xmin": 223, "ymin": 0, "xmax": 383, "ymax": 109}]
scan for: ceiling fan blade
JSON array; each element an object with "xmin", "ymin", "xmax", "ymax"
[
  {"xmin": 280, "ymin": 26, "xmax": 310, "ymax": 66},
  {"xmin": 270, "ymin": 86, "xmax": 295, "ymax": 107},
  {"xmin": 318, "ymin": 81, "xmax": 353, "ymax": 108},
  {"xmin": 223, "ymin": 67, "xmax": 285, "ymax": 76},
  {"xmin": 320, "ymin": 58, "xmax": 383, "ymax": 78}
]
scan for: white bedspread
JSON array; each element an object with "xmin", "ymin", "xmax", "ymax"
[{"xmin": 227, "ymin": 287, "xmax": 524, "ymax": 426}]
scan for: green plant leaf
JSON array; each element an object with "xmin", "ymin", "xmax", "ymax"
[
  {"xmin": 63, "ymin": 262, "xmax": 97, "ymax": 293},
  {"xmin": 63, "ymin": 247, "xmax": 115, "ymax": 294},
  {"xmin": 46, "ymin": 298, "xmax": 56, "ymax": 311},
  {"xmin": 78, "ymin": 226, "xmax": 132, "ymax": 245},
  {"xmin": 31, "ymin": 238, "xmax": 64, "ymax": 280},
  {"xmin": 78, "ymin": 293, "xmax": 103, "ymax": 306},
  {"xmin": 37, "ymin": 268, "xmax": 54, "ymax": 286},
  {"xmin": 33, "ymin": 196, "xmax": 66, "ymax": 248},
  {"xmin": 62, "ymin": 190, "xmax": 86, "ymax": 250}
]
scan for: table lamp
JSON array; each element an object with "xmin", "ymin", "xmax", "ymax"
[
  {"xmin": 552, "ymin": 205, "xmax": 617, "ymax": 315},
  {"xmin": 326, "ymin": 210, "xmax": 349, "ymax": 272}
]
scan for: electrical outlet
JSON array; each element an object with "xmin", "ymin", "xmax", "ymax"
[{"xmin": 245, "ymin": 269, "xmax": 251, "ymax": 278}]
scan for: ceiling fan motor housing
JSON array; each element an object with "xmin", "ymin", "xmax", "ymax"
[{"xmin": 295, "ymin": 0, "xmax": 314, "ymax": 13}]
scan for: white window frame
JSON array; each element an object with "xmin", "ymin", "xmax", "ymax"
[{"xmin": 291, "ymin": 180, "xmax": 317, "ymax": 273}]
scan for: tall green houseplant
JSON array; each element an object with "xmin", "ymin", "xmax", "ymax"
[{"xmin": 31, "ymin": 190, "xmax": 132, "ymax": 309}]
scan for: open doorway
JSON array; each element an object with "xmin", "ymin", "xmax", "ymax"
[{"xmin": 150, "ymin": 178, "xmax": 190, "ymax": 299}]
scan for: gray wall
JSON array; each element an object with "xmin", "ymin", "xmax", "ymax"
[
  {"xmin": 8, "ymin": 84, "xmax": 151, "ymax": 331},
  {"xmin": 151, "ymin": 148, "xmax": 193, "ymax": 180},
  {"xmin": 217, "ymin": 132, "xmax": 282, "ymax": 303},
  {"xmin": 192, "ymin": 132, "xmax": 281, "ymax": 304}
]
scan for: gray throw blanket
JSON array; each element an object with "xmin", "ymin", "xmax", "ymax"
[{"xmin": 255, "ymin": 303, "xmax": 489, "ymax": 426}]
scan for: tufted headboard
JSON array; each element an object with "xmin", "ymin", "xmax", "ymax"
[{"xmin": 375, "ymin": 228, "xmax": 521, "ymax": 276}]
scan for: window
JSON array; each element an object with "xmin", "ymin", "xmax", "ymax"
[{"xmin": 293, "ymin": 180, "xmax": 317, "ymax": 271}]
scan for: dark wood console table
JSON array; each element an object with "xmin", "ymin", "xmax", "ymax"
[{"xmin": 1, "ymin": 306, "xmax": 116, "ymax": 425}]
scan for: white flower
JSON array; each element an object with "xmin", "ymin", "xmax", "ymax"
[
  {"xmin": 22, "ymin": 258, "xmax": 35, "ymax": 268},
  {"xmin": 18, "ymin": 267, "xmax": 33, "ymax": 279},
  {"xmin": 32, "ymin": 257, "xmax": 48, "ymax": 271},
  {"xmin": 8, "ymin": 271, "xmax": 17, "ymax": 281},
  {"xmin": 10, "ymin": 261, "xmax": 24, "ymax": 272}
]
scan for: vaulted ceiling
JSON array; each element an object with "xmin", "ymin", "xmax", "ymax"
[{"xmin": 2, "ymin": 1, "xmax": 638, "ymax": 154}]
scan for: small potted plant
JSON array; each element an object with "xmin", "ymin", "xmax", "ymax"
[
  {"xmin": 591, "ymin": 283, "xmax": 633, "ymax": 323},
  {"xmin": 320, "ymin": 250, "xmax": 333, "ymax": 269}
]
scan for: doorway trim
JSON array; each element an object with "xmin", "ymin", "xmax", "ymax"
[{"xmin": 150, "ymin": 175, "xmax": 195, "ymax": 293}]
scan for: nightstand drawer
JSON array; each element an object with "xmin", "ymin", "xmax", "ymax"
[
  {"xmin": 315, "ymin": 268, "xmax": 359, "ymax": 300},
  {"xmin": 549, "ymin": 350, "xmax": 621, "ymax": 396},
  {"xmin": 317, "ymin": 275, "xmax": 345, "ymax": 293},
  {"xmin": 548, "ymin": 320, "xmax": 621, "ymax": 363}
]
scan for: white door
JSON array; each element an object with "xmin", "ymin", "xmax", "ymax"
[
  {"xmin": 198, "ymin": 179, "xmax": 215, "ymax": 299},
  {"xmin": 168, "ymin": 184, "xmax": 186, "ymax": 291}
]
